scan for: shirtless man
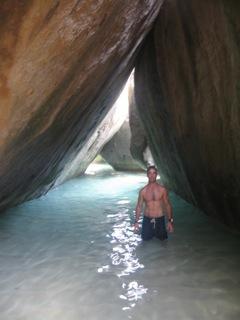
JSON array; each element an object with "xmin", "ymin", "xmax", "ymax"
[{"xmin": 134, "ymin": 166, "xmax": 174, "ymax": 240}]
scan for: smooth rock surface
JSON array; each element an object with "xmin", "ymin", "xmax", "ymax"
[
  {"xmin": 101, "ymin": 118, "xmax": 142, "ymax": 171},
  {"xmin": 128, "ymin": 78, "xmax": 154, "ymax": 169},
  {"xmin": 135, "ymin": 0, "xmax": 240, "ymax": 229},
  {"xmin": 0, "ymin": 0, "xmax": 163, "ymax": 210},
  {"xmin": 101, "ymin": 78, "xmax": 153, "ymax": 171},
  {"xmin": 55, "ymin": 96, "xmax": 128, "ymax": 185}
]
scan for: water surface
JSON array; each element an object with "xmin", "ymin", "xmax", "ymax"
[{"xmin": 0, "ymin": 164, "xmax": 239, "ymax": 320}]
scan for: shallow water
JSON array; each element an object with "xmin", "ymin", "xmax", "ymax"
[{"xmin": 0, "ymin": 164, "xmax": 239, "ymax": 320}]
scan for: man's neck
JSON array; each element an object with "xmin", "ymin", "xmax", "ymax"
[{"xmin": 148, "ymin": 181, "xmax": 157, "ymax": 185}]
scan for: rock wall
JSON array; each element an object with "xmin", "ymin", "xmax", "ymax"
[
  {"xmin": 135, "ymin": 0, "xmax": 240, "ymax": 229},
  {"xmin": 1, "ymin": 0, "xmax": 239, "ymax": 231},
  {"xmin": 0, "ymin": 0, "xmax": 163, "ymax": 210},
  {"xmin": 55, "ymin": 96, "xmax": 128, "ymax": 185}
]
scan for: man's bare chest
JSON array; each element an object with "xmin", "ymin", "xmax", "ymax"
[{"xmin": 143, "ymin": 189, "xmax": 163, "ymax": 202}]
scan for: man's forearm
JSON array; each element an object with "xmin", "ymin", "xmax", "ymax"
[
  {"xmin": 166, "ymin": 204, "xmax": 173, "ymax": 221},
  {"xmin": 135, "ymin": 208, "xmax": 141, "ymax": 223}
]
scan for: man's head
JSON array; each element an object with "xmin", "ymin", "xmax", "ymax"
[{"xmin": 147, "ymin": 165, "xmax": 158, "ymax": 183}]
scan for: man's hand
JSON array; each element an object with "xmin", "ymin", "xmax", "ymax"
[
  {"xmin": 133, "ymin": 222, "xmax": 140, "ymax": 233},
  {"xmin": 167, "ymin": 222, "xmax": 174, "ymax": 233}
]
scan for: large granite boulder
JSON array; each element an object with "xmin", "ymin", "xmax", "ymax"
[
  {"xmin": 135, "ymin": 0, "xmax": 240, "ymax": 229},
  {"xmin": 101, "ymin": 78, "xmax": 153, "ymax": 171},
  {"xmin": 0, "ymin": 0, "xmax": 162, "ymax": 210},
  {"xmin": 101, "ymin": 118, "xmax": 142, "ymax": 171},
  {"xmin": 128, "ymin": 78, "xmax": 154, "ymax": 169},
  {"xmin": 1, "ymin": 0, "xmax": 239, "ymax": 232}
]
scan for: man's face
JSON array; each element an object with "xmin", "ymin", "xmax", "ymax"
[{"xmin": 147, "ymin": 169, "xmax": 157, "ymax": 183}]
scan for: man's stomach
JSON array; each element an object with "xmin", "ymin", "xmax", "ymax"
[
  {"xmin": 144, "ymin": 207, "xmax": 164, "ymax": 218},
  {"xmin": 144, "ymin": 212, "xmax": 164, "ymax": 218},
  {"xmin": 144, "ymin": 201, "xmax": 165, "ymax": 217}
]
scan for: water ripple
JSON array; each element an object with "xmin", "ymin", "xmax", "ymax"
[{"xmin": 98, "ymin": 202, "xmax": 147, "ymax": 311}]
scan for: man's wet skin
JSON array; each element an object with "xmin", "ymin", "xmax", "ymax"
[{"xmin": 134, "ymin": 167, "xmax": 174, "ymax": 234}]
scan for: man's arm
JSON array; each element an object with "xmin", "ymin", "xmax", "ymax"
[
  {"xmin": 134, "ymin": 190, "xmax": 144, "ymax": 229},
  {"xmin": 163, "ymin": 188, "xmax": 174, "ymax": 232}
]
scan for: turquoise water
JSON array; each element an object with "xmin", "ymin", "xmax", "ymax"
[{"xmin": 0, "ymin": 163, "xmax": 239, "ymax": 320}]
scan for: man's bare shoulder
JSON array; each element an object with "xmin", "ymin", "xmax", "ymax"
[
  {"xmin": 139, "ymin": 186, "xmax": 147, "ymax": 194},
  {"xmin": 157, "ymin": 183, "xmax": 168, "ymax": 193}
]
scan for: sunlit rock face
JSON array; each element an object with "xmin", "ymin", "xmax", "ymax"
[
  {"xmin": 0, "ymin": 0, "xmax": 163, "ymax": 210},
  {"xmin": 135, "ymin": 0, "xmax": 240, "ymax": 229},
  {"xmin": 101, "ymin": 118, "xmax": 142, "ymax": 171},
  {"xmin": 128, "ymin": 80, "xmax": 154, "ymax": 169},
  {"xmin": 101, "ymin": 79, "xmax": 153, "ymax": 171}
]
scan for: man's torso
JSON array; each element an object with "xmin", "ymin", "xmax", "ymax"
[{"xmin": 142, "ymin": 183, "xmax": 166, "ymax": 218}]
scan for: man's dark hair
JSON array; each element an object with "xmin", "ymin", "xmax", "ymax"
[{"xmin": 147, "ymin": 165, "xmax": 158, "ymax": 173}]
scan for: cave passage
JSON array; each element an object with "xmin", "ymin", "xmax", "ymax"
[{"xmin": 0, "ymin": 163, "xmax": 239, "ymax": 320}]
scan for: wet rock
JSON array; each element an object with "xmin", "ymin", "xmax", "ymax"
[{"xmin": 135, "ymin": 0, "xmax": 240, "ymax": 229}]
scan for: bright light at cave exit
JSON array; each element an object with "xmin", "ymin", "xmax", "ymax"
[
  {"xmin": 114, "ymin": 71, "xmax": 134, "ymax": 123},
  {"xmin": 86, "ymin": 72, "xmax": 135, "ymax": 175}
]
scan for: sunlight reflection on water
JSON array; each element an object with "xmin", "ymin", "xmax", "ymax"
[
  {"xmin": 1, "ymin": 163, "xmax": 240, "ymax": 320},
  {"xmin": 97, "ymin": 201, "xmax": 147, "ymax": 312}
]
